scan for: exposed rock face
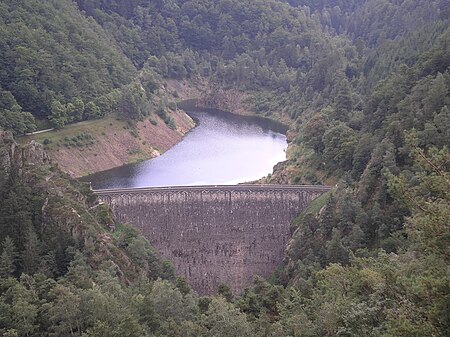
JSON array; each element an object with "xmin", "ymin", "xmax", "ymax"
[
  {"xmin": 0, "ymin": 131, "xmax": 167, "ymax": 284},
  {"xmin": 95, "ymin": 185, "xmax": 330, "ymax": 295},
  {"xmin": 197, "ymin": 84, "xmax": 246, "ymax": 114},
  {"xmin": 0, "ymin": 131, "xmax": 50, "ymax": 178},
  {"xmin": 0, "ymin": 131, "xmax": 86, "ymax": 238}
]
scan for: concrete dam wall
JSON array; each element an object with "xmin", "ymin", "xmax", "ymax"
[{"xmin": 94, "ymin": 185, "xmax": 330, "ymax": 295}]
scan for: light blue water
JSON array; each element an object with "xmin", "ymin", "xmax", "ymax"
[{"xmin": 84, "ymin": 110, "xmax": 287, "ymax": 189}]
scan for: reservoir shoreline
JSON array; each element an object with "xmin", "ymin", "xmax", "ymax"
[
  {"xmin": 82, "ymin": 107, "xmax": 288, "ymax": 189},
  {"xmin": 178, "ymin": 98, "xmax": 289, "ymax": 135}
]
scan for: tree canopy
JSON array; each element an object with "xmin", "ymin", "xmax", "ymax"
[{"xmin": 0, "ymin": 0, "xmax": 449, "ymax": 335}]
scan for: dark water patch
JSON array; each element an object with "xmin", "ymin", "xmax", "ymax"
[{"xmin": 178, "ymin": 99, "xmax": 289, "ymax": 134}]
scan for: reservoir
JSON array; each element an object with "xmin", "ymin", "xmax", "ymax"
[{"xmin": 84, "ymin": 109, "xmax": 288, "ymax": 189}]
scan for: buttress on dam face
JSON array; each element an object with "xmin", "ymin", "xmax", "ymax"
[{"xmin": 94, "ymin": 184, "xmax": 330, "ymax": 295}]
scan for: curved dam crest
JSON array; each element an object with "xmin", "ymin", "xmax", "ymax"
[{"xmin": 94, "ymin": 184, "xmax": 331, "ymax": 295}]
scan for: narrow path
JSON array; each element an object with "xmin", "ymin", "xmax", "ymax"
[{"xmin": 25, "ymin": 128, "xmax": 54, "ymax": 135}]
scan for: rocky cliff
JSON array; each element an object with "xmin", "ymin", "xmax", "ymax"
[
  {"xmin": 1, "ymin": 131, "xmax": 50, "ymax": 179},
  {"xmin": 0, "ymin": 130, "xmax": 170, "ymax": 283}
]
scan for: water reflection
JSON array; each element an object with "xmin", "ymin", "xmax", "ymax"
[{"xmin": 83, "ymin": 110, "xmax": 287, "ymax": 189}]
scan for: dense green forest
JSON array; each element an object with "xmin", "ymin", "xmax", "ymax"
[{"xmin": 0, "ymin": 0, "xmax": 449, "ymax": 336}]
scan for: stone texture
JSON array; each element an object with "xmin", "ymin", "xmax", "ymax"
[
  {"xmin": 95, "ymin": 185, "xmax": 330, "ymax": 295},
  {"xmin": 0, "ymin": 131, "xmax": 50, "ymax": 178}
]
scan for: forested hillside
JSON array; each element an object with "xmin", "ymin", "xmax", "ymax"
[
  {"xmin": 0, "ymin": 0, "xmax": 138, "ymax": 133},
  {"xmin": 0, "ymin": 0, "xmax": 449, "ymax": 336}
]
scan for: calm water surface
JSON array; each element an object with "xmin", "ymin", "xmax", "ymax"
[{"xmin": 85, "ymin": 110, "xmax": 287, "ymax": 189}]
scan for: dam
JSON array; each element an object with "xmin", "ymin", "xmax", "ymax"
[{"xmin": 94, "ymin": 184, "xmax": 330, "ymax": 295}]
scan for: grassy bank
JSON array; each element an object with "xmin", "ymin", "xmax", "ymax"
[
  {"xmin": 22, "ymin": 110, "xmax": 195, "ymax": 177},
  {"xmin": 25, "ymin": 116, "xmax": 127, "ymax": 151}
]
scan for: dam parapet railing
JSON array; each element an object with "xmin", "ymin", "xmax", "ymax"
[{"xmin": 92, "ymin": 184, "xmax": 332, "ymax": 195}]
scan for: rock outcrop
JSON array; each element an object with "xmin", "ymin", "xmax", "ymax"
[{"xmin": 0, "ymin": 131, "xmax": 50, "ymax": 178}]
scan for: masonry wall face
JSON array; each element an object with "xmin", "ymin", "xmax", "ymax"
[{"xmin": 95, "ymin": 185, "xmax": 329, "ymax": 295}]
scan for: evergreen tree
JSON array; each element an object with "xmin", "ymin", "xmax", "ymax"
[
  {"xmin": 334, "ymin": 78, "xmax": 353, "ymax": 121},
  {"xmin": 423, "ymin": 72, "xmax": 448, "ymax": 116},
  {"xmin": 22, "ymin": 227, "xmax": 40, "ymax": 275},
  {"xmin": 326, "ymin": 228, "xmax": 349, "ymax": 265},
  {"xmin": 46, "ymin": 284, "xmax": 82, "ymax": 336},
  {"xmin": 0, "ymin": 237, "xmax": 18, "ymax": 278},
  {"xmin": 218, "ymin": 283, "xmax": 233, "ymax": 302},
  {"xmin": 323, "ymin": 123, "xmax": 357, "ymax": 170},
  {"xmin": 10, "ymin": 282, "xmax": 38, "ymax": 337}
]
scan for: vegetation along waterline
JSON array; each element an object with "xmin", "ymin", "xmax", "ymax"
[{"xmin": 0, "ymin": 0, "xmax": 449, "ymax": 336}]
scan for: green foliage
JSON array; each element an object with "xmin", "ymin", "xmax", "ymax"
[
  {"xmin": 218, "ymin": 283, "xmax": 233, "ymax": 302},
  {"xmin": 0, "ymin": 238, "xmax": 18, "ymax": 278},
  {"xmin": 303, "ymin": 113, "xmax": 327, "ymax": 154},
  {"xmin": 0, "ymin": 0, "xmax": 135, "ymax": 122},
  {"xmin": 84, "ymin": 102, "xmax": 102, "ymax": 120},
  {"xmin": 203, "ymin": 297, "xmax": 253, "ymax": 337},
  {"xmin": 0, "ymin": 1, "xmax": 449, "ymax": 336},
  {"xmin": 326, "ymin": 228, "xmax": 350, "ymax": 264},
  {"xmin": 387, "ymin": 136, "xmax": 450, "ymax": 259},
  {"xmin": 120, "ymin": 82, "xmax": 150, "ymax": 120},
  {"xmin": 276, "ymin": 141, "xmax": 449, "ymax": 336},
  {"xmin": 49, "ymin": 100, "xmax": 69, "ymax": 129},
  {"xmin": 61, "ymin": 132, "xmax": 95, "ymax": 148},
  {"xmin": 323, "ymin": 123, "xmax": 357, "ymax": 170},
  {"xmin": 0, "ymin": 89, "xmax": 36, "ymax": 135}
]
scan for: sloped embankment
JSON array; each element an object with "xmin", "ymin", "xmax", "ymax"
[{"xmin": 25, "ymin": 110, "xmax": 194, "ymax": 177}]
